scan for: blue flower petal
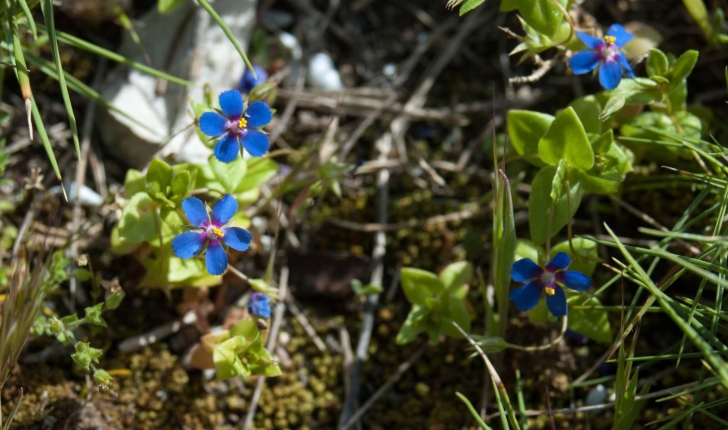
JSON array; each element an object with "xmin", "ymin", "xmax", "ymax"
[
  {"xmin": 511, "ymin": 258, "xmax": 543, "ymax": 282},
  {"xmin": 199, "ymin": 112, "xmax": 227, "ymax": 136},
  {"xmin": 244, "ymin": 101, "xmax": 272, "ymax": 128},
  {"xmin": 575, "ymin": 31, "xmax": 602, "ymax": 49},
  {"xmin": 599, "ymin": 60, "xmax": 623, "ymax": 90},
  {"xmin": 607, "ymin": 24, "xmax": 633, "ymax": 47},
  {"xmin": 509, "ymin": 281, "xmax": 542, "ymax": 312},
  {"xmin": 219, "ymin": 90, "xmax": 243, "ymax": 119},
  {"xmin": 171, "ymin": 232, "xmax": 205, "ymax": 259},
  {"xmin": 222, "ymin": 226, "xmax": 252, "ymax": 251},
  {"xmin": 616, "ymin": 52, "xmax": 635, "ymax": 78},
  {"xmin": 240, "ymin": 66, "xmax": 268, "ymax": 93},
  {"xmin": 206, "ymin": 240, "xmax": 228, "ymax": 275},
  {"xmin": 241, "ymin": 129, "xmax": 270, "ymax": 157},
  {"xmin": 559, "ymin": 270, "xmax": 592, "ymax": 291},
  {"xmin": 569, "ymin": 50, "xmax": 601, "ymax": 75},
  {"xmin": 181, "ymin": 196, "xmax": 209, "ymax": 227},
  {"xmin": 213, "ymin": 133, "xmax": 240, "ymax": 163},
  {"xmin": 546, "ymin": 252, "xmax": 571, "ymax": 271},
  {"xmin": 249, "ymin": 292, "xmax": 271, "ymax": 318},
  {"xmin": 546, "ymin": 286, "xmax": 567, "ymax": 317},
  {"xmin": 212, "ymin": 194, "xmax": 238, "ymax": 226}
]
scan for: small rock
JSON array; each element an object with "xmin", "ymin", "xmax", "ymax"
[
  {"xmin": 308, "ymin": 53, "xmax": 344, "ymax": 90},
  {"xmin": 586, "ymin": 384, "xmax": 607, "ymax": 406},
  {"xmin": 98, "ymin": 0, "xmax": 257, "ymax": 168},
  {"xmin": 50, "ymin": 182, "xmax": 103, "ymax": 207}
]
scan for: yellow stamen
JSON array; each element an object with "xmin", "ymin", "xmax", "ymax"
[
  {"xmin": 603, "ymin": 35, "xmax": 616, "ymax": 45},
  {"xmin": 544, "ymin": 287, "xmax": 556, "ymax": 296},
  {"xmin": 238, "ymin": 116, "xmax": 248, "ymax": 128},
  {"xmin": 212, "ymin": 227, "xmax": 224, "ymax": 238}
]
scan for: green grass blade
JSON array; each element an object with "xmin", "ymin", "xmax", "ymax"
[
  {"xmin": 3, "ymin": 0, "xmax": 62, "ymax": 188},
  {"xmin": 16, "ymin": 0, "xmax": 36, "ymax": 39},
  {"xmin": 31, "ymin": 96, "xmax": 63, "ymax": 193},
  {"xmin": 493, "ymin": 169, "xmax": 516, "ymax": 337},
  {"xmin": 491, "ymin": 379, "xmax": 510, "ymax": 430},
  {"xmin": 196, "ymin": 0, "xmax": 254, "ymax": 74},
  {"xmin": 515, "ymin": 370, "xmax": 529, "ymax": 430},
  {"xmin": 604, "ymin": 224, "xmax": 728, "ymax": 389},
  {"xmin": 35, "ymin": 24, "xmax": 191, "ymax": 86},
  {"xmin": 40, "ymin": 0, "xmax": 80, "ymax": 161},
  {"xmin": 23, "ymin": 50, "xmax": 162, "ymax": 138},
  {"xmin": 455, "ymin": 392, "xmax": 492, "ymax": 430}
]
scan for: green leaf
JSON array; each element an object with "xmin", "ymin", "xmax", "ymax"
[
  {"xmin": 92, "ymin": 369, "xmax": 113, "ymax": 385},
  {"xmin": 236, "ymin": 158, "xmax": 278, "ymax": 192},
  {"xmin": 600, "ymin": 78, "xmax": 662, "ymax": 119},
  {"xmin": 74, "ymin": 268, "xmax": 91, "ymax": 282},
  {"xmin": 550, "ymin": 159, "xmax": 567, "ymax": 203},
  {"xmin": 646, "ymin": 49, "xmax": 669, "ymax": 78},
  {"xmin": 527, "ymin": 297, "xmax": 550, "ymax": 323},
  {"xmin": 439, "ymin": 261, "xmax": 473, "ymax": 292},
  {"xmin": 668, "ymin": 50, "xmax": 699, "ymax": 91},
  {"xmin": 439, "ymin": 296, "xmax": 472, "ymax": 339},
  {"xmin": 538, "ymin": 107, "xmax": 594, "ymax": 171},
  {"xmin": 116, "ymin": 193, "xmax": 157, "ymax": 245},
  {"xmin": 500, "ymin": 0, "xmax": 518, "ymax": 11},
  {"xmin": 396, "ymin": 305, "xmax": 428, "ymax": 345},
  {"xmin": 550, "ymin": 238, "xmax": 598, "ymax": 276},
  {"xmin": 169, "ymin": 171, "xmax": 191, "ymax": 204},
  {"xmin": 400, "ymin": 268, "xmax": 444, "ymax": 306},
  {"xmin": 566, "ymin": 295, "xmax": 611, "ymax": 343},
  {"xmin": 123, "ymin": 169, "xmax": 146, "ymax": 198},
  {"xmin": 84, "ymin": 303, "xmax": 107, "ymax": 327},
  {"xmin": 568, "ymin": 95, "xmax": 603, "ymax": 135},
  {"xmin": 105, "ymin": 290, "xmax": 125, "ymax": 310},
  {"xmin": 146, "ymin": 158, "xmax": 173, "ymax": 202},
  {"xmin": 351, "ymin": 279, "xmax": 383, "ymax": 296},
  {"xmin": 71, "ymin": 341, "xmax": 103, "ymax": 371},
  {"xmin": 683, "ymin": 0, "xmax": 712, "ymax": 40},
  {"xmin": 517, "ymin": 0, "xmax": 568, "ymax": 37},
  {"xmin": 507, "ymin": 110, "xmax": 553, "ymax": 166},
  {"xmin": 529, "ymin": 166, "xmax": 582, "ymax": 245},
  {"xmin": 578, "ymin": 130, "xmax": 633, "ymax": 194},
  {"xmin": 515, "ymin": 239, "xmax": 542, "ymax": 263},
  {"xmin": 230, "ymin": 318, "xmax": 258, "ymax": 341},
  {"xmin": 667, "ymin": 80, "xmax": 687, "ymax": 111},
  {"xmin": 459, "ymin": 0, "xmax": 486, "ymax": 15},
  {"xmin": 158, "ymin": 0, "xmax": 186, "ymax": 13},
  {"xmin": 210, "ymin": 155, "xmax": 247, "ymax": 193},
  {"xmin": 468, "ymin": 334, "xmax": 509, "ymax": 353},
  {"xmin": 213, "ymin": 336, "xmax": 248, "ymax": 380},
  {"xmin": 675, "ymin": 110, "xmax": 703, "ymax": 139},
  {"xmin": 248, "ymin": 278, "xmax": 279, "ymax": 296}
]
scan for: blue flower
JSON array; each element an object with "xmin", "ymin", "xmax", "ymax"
[
  {"xmin": 171, "ymin": 194, "xmax": 253, "ymax": 276},
  {"xmin": 509, "ymin": 252, "xmax": 592, "ymax": 317},
  {"xmin": 198, "ymin": 90, "xmax": 273, "ymax": 163},
  {"xmin": 569, "ymin": 24, "xmax": 635, "ymax": 90},
  {"xmin": 239, "ymin": 66, "xmax": 268, "ymax": 94},
  {"xmin": 249, "ymin": 292, "xmax": 272, "ymax": 318}
]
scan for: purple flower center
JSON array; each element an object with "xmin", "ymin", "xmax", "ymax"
[
  {"xmin": 598, "ymin": 36, "xmax": 619, "ymax": 63},
  {"xmin": 205, "ymin": 225, "xmax": 225, "ymax": 241},
  {"xmin": 226, "ymin": 116, "xmax": 248, "ymax": 136},
  {"xmin": 541, "ymin": 271, "xmax": 556, "ymax": 287}
]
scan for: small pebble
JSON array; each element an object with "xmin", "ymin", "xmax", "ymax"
[{"xmin": 585, "ymin": 384, "xmax": 607, "ymax": 406}]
